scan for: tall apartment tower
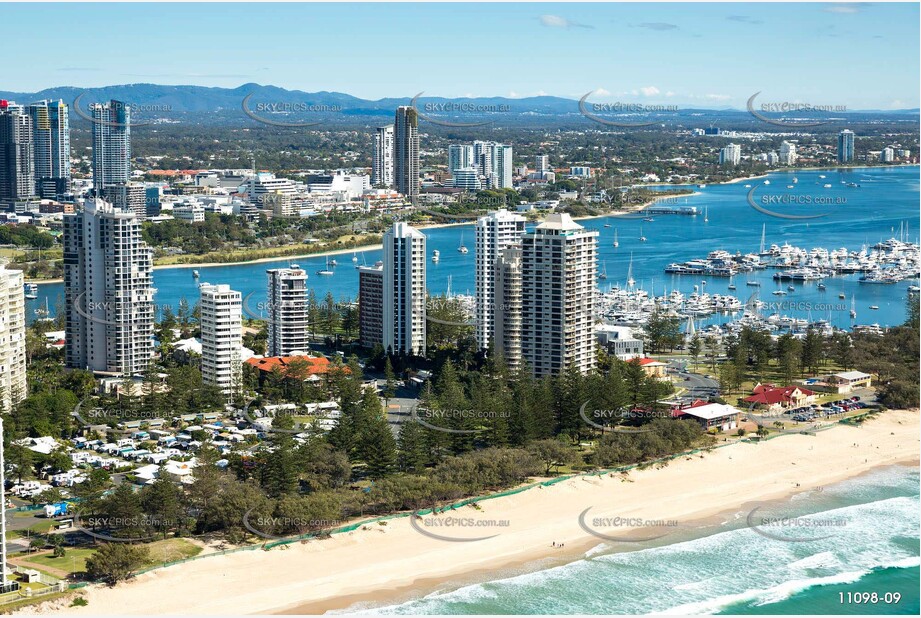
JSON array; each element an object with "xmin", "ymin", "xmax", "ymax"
[
  {"xmin": 28, "ymin": 100, "xmax": 70, "ymax": 197},
  {"xmin": 493, "ymin": 144, "xmax": 514, "ymax": 189},
  {"xmin": 474, "ymin": 209, "xmax": 526, "ymax": 351},
  {"xmin": 64, "ymin": 198, "xmax": 155, "ymax": 376},
  {"xmin": 0, "ymin": 102, "xmax": 36, "ymax": 208},
  {"xmin": 518, "ymin": 213, "xmax": 597, "ymax": 377},
  {"xmin": 199, "ymin": 283, "xmax": 243, "ymax": 400},
  {"xmin": 838, "ymin": 130, "xmax": 855, "ymax": 163},
  {"xmin": 447, "ymin": 144, "xmax": 474, "ymax": 173},
  {"xmin": 101, "ymin": 182, "xmax": 147, "ymax": 221},
  {"xmin": 492, "ymin": 246, "xmax": 523, "ymax": 371},
  {"xmin": 372, "ymin": 125, "xmax": 394, "ymax": 188},
  {"xmin": 535, "ymin": 154, "xmax": 550, "ymax": 174},
  {"xmin": 719, "ymin": 143, "xmax": 741, "ymax": 166},
  {"xmin": 91, "ymin": 100, "xmax": 131, "ymax": 191},
  {"xmin": 393, "ymin": 106, "xmax": 419, "ymax": 204},
  {"xmin": 779, "ymin": 141, "xmax": 797, "ymax": 166},
  {"xmin": 0, "ymin": 263, "xmax": 27, "ymax": 411},
  {"xmin": 266, "ymin": 266, "xmax": 309, "ymax": 356},
  {"xmin": 358, "ymin": 262, "xmax": 384, "ymax": 349},
  {"xmin": 383, "ymin": 222, "xmax": 426, "ymax": 355}
]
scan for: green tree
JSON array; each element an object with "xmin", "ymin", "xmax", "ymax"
[{"xmin": 85, "ymin": 543, "xmax": 151, "ymax": 584}]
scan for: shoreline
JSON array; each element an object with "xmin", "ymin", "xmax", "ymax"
[{"xmin": 41, "ymin": 409, "xmax": 918, "ymax": 616}]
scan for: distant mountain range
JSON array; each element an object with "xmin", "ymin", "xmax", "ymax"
[{"xmin": 0, "ymin": 83, "xmax": 916, "ymax": 126}]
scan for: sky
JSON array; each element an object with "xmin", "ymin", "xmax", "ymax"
[{"xmin": 2, "ymin": 2, "xmax": 919, "ymax": 110}]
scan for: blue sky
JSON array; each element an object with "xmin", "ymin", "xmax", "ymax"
[{"xmin": 3, "ymin": 2, "xmax": 918, "ymax": 109}]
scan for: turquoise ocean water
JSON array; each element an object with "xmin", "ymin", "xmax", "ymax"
[{"xmin": 344, "ymin": 465, "xmax": 919, "ymax": 615}]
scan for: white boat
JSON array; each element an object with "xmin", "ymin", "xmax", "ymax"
[
  {"xmin": 746, "ymin": 281, "xmax": 761, "ymax": 287},
  {"xmin": 792, "ymin": 177, "xmax": 798, "ymax": 184},
  {"xmin": 819, "ymin": 174, "xmax": 826, "ymax": 179},
  {"xmin": 823, "ymin": 184, "xmax": 832, "ymax": 188},
  {"xmin": 869, "ymin": 305, "xmax": 879, "ymax": 310},
  {"xmin": 703, "ymin": 207, "xmax": 709, "ymax": 223},
  {"xmin": 192, "ymin": 270, "xmax": 200, "ymax": 278},
  {"xmin": 34, "ymin": 298, "xmax": 50, "ymax": 318},
  {"xmin": 316, "ymin": 257, "xmax": 334, "ymax": 276},
  {"xmin": 352, "ymin": 252, "xmax": 358, "ymax": 263},
  {"xmin": 744, "ymin": 184, "xmax": 752, "ymax": 188},
  {"xmin": 850, "ymin": 296, "xmax": 857, "ymax": 319},
  {"xmin": 613, "ymin": 230, "xmax": 619, "ymax": 247},
  {"xmin": 763, "ymin": 180, "xmax": 771, "ymax": 185},
  {"xmin": 639, "ymin": 226, "xmax": 646, "ymax": 242},
  {"xmin": 599, "ymin": 262, "xmax": 608, "ymax": 280},
  {"xmin": 432, "ymin": 250, "xmax": 440, "ymax": 263},
  {"xmin": 457, "ymin": 232, "xmax": 468, "ymax": 254},
  {"xmin": 772, "ymin": 290, "xmax": 786, "ymax": 296},
  {"xmin": 603, "ymin": 223, "xmax": 611, "ymax": 228},
  {"xmin": 330, "ymin": 259, "xmax": 338, "ymax": 267},
  {"xmin": 698, "ymin": 184, "xmax": 706, "ymax": 188},
  {"xmin": 786, "ymin": 185, "xmax": 794, "ymax": 189},
  {"xmin": 24, "ymin": 283, "xmax": 38, "ymax": 300}
]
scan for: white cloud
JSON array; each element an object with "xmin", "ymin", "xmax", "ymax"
[
  {"xmin": 539, "ymin": 14, "xmax": 592, "ymax": 29},
  {"xmin": 639, "ymin": 86, "xmax": 661, "ymax": 97},
  {"xmin": 595, "ymin": 88, "xmax": 612, "ymax": 97}
]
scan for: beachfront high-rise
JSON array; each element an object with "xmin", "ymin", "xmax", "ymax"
[
  {"xmin": 474, "ymin": 209, "xmax": 526, "ymax": 351},
  {"xmin": 91, "ymin": 100, "xmax": 131, "ymax": 191},
  {"xmin": 101, "ymin": 182, "xmax": 147, "ymax": 221},
  {"xmin": 393, "ymin": 106, "xmax": 419, "ymax": 204},
  {"xmin": 492, "ymin": 246, "xmax": 523, "ymax": 371},
  {"xmin": 64, "ymin": 198, "xmax": 155, "ymax": 376},
  {"xmin": 0, "ymin": 101, "xmax": 36, "ymax": 209},
  {"xmin": 266, "ymin": 266, "xmax": 310, "ymax": 356},
  {"xmin": 358, "ymin": 262, "xmax": 384, "ymax": 349},
  {"xmin": 838, "ymin": 129, "xmax": 855, "ymax": 163},
  {"xmin": 28, "ymin": 100, "xmax": 70, "ymax": 197},
  {"xmin": 199, "ymin": 283, "xmax": 243, "ymax": 400},
  {"xmin": 719, "ymin": 143, "xmax": 741, "ymax": 166},
  {"xmin": 383, "ymin": 222, "xmax": 426, "ymax": 356},
  {"xmin": 517, "ymin": 213, "xmax": 597, "ymax": 377},
  {"xmin": 0, "ymin": 263, "xmax": 27, "ymax": 412},
  {"xmin": 372, "ymin": 125, "xmax": 394, "ymax": 188}
]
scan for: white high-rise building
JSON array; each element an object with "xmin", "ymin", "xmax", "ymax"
[
  {"xmin": 881, "ymin": 147, "xmax": 895, "ymax": 163},
  {"xmin": 199, "ymin": 283, "xmax": 242, "ymax": 399},
  {"xmin": 719, "ymin": 143, "xmax": 741, "ymax": 166},
  {"xmin": 64, "ymin": 198, "xmax": 154, "ymax": 376},
  {"xmin": 493, "ymin": 247, "xmax": 523, "ymax": 371},
  {"xmin": 266, "ymin": 266, "xmax": 310, "ymax": 356},
  {"xmin": 517, "ymin": 213, "xmax": 597, "ymax": 377},
  {"xmin": 451, "ymin": 167, "xmax": 482, "ymax": 190},
  {"xmin": 493, "ymin": 144, "xmax": 514, "ymax": 189},
  {"xmin": 779, "ymin": 141, "xmax": 797, "ymax": 165},
  {"xmin": 474, "ymin": 209, "xmax": 526, "ymax": 351},
  {"xmin": 0, "ymin": 263, "xmax": 27, "ymax": 411},
  {"xmin": 91, "ymin": 100, "xmax": 131, "ymax": 191},
  {"xmin": 535, "ymin": 154, "xmax": 550, "ymax": 174},
  {"xmin": 448, "ymin": 144, "xmax": 474, "ymax": 173},
  {"xmin": 383, "ymin": 222, "xmax": 426, "ymax": 356},
  {"xmin": 372, "ymin": 125, "xmax": 394, "ymax": 187}
]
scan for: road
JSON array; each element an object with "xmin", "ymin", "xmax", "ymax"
[{"xmin": 664, "ymin": 358, "xmax": 721, "ymax": 402}]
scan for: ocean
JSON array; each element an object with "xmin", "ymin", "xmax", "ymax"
[
  {"xmin": 346, "ymin": 465, "xmax": 919, "ymax": 615},
  {"xmin": 29, "ymin": 165, "xmax": 920, "ymax": 330}
]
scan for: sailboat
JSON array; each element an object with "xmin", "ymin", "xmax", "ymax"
[
  {"xmin": 432, "ymin": 250, "xmax": 440, "ymax": 263},
  {"xmin": 849, "ymin": 296, "xmax": 857, "ymax": 319},
  {"xmin": 34, "ymin": 297, "xmax": 50, "ymax": 318},
  {"xmin": 703, "ymin": 207, "xmax": 709, "ymax": 223},
  {"xmin": 759, "ymin": 224, "xmax": 767, "ymax": 255},
  {"xmin": 457, "ymin": 232, "xmax": 468, "ymax": 254},
  {"xmin": 613, "ymin": 229, "xmax": 619, "ymax": 247},
  {"xmin": 352, "ymin": 252, "xmax": 358, "ymax": 263},
  {"xmin": 599, "ymin": 261, "xmax": 608, "ymax": 280},
  {"xmin": 316, "ymin": 257, "xmax": 334, "ymax": 276},
  {"xmin": 626, "ymin": 253, "xmax": 636, "ymax": 288},
  {"xmin": 639, "ymin": 226, "xmax": 647, "ymax": 242},
  {"xmin": 728, "ymin": 274, "xmax": 736, "ymax": 291}
]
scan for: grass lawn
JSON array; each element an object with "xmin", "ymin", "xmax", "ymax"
[
  {"xmin": 144, "ymin": 538, "xmax": 203, "ymax": 565},
  {"xmin": 28, "ymin": 547, "xmax": 97, "ymax": 576}
]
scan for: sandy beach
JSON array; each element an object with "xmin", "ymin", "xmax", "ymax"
[{"xmin": 28, "ymin": 409, "xmax": 917, "ymax": 616}]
